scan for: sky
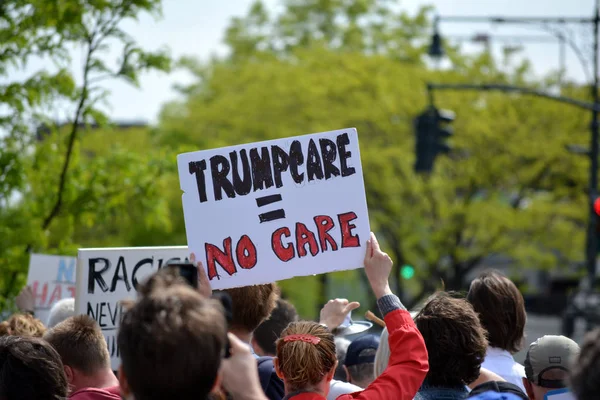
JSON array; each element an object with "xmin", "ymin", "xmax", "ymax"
[{"xmin": 14, "ymin": 0, "xmax": 598, "ymax": 123}]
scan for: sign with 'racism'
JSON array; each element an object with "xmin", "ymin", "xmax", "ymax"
[{"xmin": 177, "ymin": 128, "xmax": 371, "ymax": 288}]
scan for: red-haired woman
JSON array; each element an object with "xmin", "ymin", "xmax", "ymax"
[{"xmin": 274, "ymin": 233, "xmax": 428, "ymax": 400}]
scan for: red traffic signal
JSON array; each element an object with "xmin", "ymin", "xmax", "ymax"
[{"xmin": 595, "ymin": 197, "xmax": 600, "ymax": 216}]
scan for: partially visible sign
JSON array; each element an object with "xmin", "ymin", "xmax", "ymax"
[
  {"xmin": 26, "ymin": 254, "xmax": 77, "ymax": 324},
  {"xmin": 75, "ymin": 246, "xmax": 189, "ymax": 370}
]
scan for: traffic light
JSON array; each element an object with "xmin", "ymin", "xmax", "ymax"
[
  {"xmin": 413, "ymin": 106, "xmax": 455, "ymax": 173},
  {"xmin": 400, "ymin": 265, "xmax": 415, "ymax": 280}
]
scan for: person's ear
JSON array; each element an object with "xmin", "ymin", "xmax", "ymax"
[
  {"xmin": 343, "ymin": 364, "xmax": 351, "ymax": 383},
  {"xmin": 522, "ymin": 378, "xmax": 535, "ymax": 400},
  {"xmin": 64, "ymin": 365, "xmax": 74, "ymax": 384},
  {"xmin": 211, "ymin": 369, "xmax": 223, "ymax": 394},
  {"xmin": 251, "ymin": 338, "xmax": 264, "ymax": 357},
  {"xmin": 327, "ymin": 360, "xmax": 339, "ymax": 382},
  {"xmin": 118, "ymin": 365, "xmax": 131, "ymax": 398},
  {"xmin": 274, "ymin": 357, "xmax": 284, "ymax": 380}
]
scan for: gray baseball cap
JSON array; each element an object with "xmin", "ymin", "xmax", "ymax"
[{"xmin": 524, "ymin": 335, "xmax": 580, "ymax": 389}]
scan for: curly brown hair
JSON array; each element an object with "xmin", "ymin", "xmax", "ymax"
[
  {"xmin": 415, "ymin": 292, "xmax": 487, "ymax": 387},
  {"xmin": 0, "ymin": 313, "xmax": 46, "ymax": 338},
  {"xmin": 276, "ymin": 321, "xmax": 337, "ymax": 392},
  {"xmin": 569, "ymin": 328, "xmax": 600, "ymax": 400}
]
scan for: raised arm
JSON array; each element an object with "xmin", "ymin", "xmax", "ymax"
[{"xmin": 338, "ymin": 233, "xmax": 428, "ymax": 400}]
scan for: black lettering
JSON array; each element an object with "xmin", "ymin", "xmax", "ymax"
[
  {"xmin": 132, "ymin": 257, "xmax": 153, "ymax": 290},
  {"xmin": 337, "ymin": 133, "xmax": 356, "ymax": 177},
  {"xmin": 87, "ymin": 302, "xmax": 98, "ymax": 321},
  {"xmin": 250, "ymin": 147, "xmax": 274, "ymax": 191},
  {"xmin": 230, "ymin": 149, "xmax": 252, "ymax": 195},
  {"xmin": 306, "ymin": 139, "xmax": 324, "ymax": 181},
  {"xmin": 271, "ymin": 145, "xmax": 290, "ymax": 188},
  {"xmin": 289, "ymin": 140, "xmax": 305, "ymax": 184},
  {"xmin": 108, "ymin": 302, "xmax": 119, "ymax": 326},
  {"xmin": 188, "ymin": 160, "xmax": 208, "ymax": 203},
  {"xmin": 319, "ymin": 138, "xmax": 340, "ymax": 179},
  {"xmin": 88, "ymin": 258, "xmax": 110, "ymax": 294},
  {"xmin": 210, "ymin": 155, "xmax": 235, "ymax": 201},
  {"xmin": 99, "ymin": 302, "xmax": 108, "ymax": 328},
  {"xmin": 110, "ymin": 256, "xmax": 132, "ymax": 293}
]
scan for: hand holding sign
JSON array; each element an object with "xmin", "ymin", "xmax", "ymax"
[
  {"xmin": 16, "ymin": 286, "xmax": 35, "ymax": 313},
  {"xmin": 319, "ymin": 298, "xmax": 360, "ymax": 330},
  {"xmin": 364, "ymin": 232, "xmax": 393, "ymax": 299},
  {"xmin": 191, "ymin": 253, "xmax": 212, "ymax": 298}
]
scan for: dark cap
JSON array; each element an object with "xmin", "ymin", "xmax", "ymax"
[
  {"xmin": 344, "ymin": 334, "xmax": 380, "ymax": 367},
  {"xmin": 468, "ymin": 381, "xmax": 528, "ymax": 400},
  {"xmin": 524, "ymin": 335, "xmax": 580, "ymax": 389}
]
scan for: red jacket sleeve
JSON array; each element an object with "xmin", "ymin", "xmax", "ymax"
[{"xmin": 336, "ymin": 309, "xmax": 428, "ymax": 400}]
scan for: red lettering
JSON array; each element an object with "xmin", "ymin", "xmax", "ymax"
[
  {"xmin": 314, "ymin": 215, "xmax": 338, "ymax": 252},
  {"xmin": 272, "ymin": 227, "xmax": 295, "ymax": 262},
  {"xmin": 32, "ymin": 281, "xmax": 48, "ymax": 307},
  {"xmin": 236, "ymin": 235, "xmax": 258, "ymax": 269},
  {"xmin": 48, "ymin": 285, "xmax": 62, "ymax": 304},
  {"xmin": 295, "ymin": 222, "xmax": 319, "ymax": 258},
  {"xmin": 67, "ymin": 286, "xmax": 76, "ymax": 297},
  {"xmin": 205, "ymin": 237, "xmax": 237, "ymax": 280},
  {"xmin": 338, "ymin": 212, "xmax": 360, "ymax": 248}
]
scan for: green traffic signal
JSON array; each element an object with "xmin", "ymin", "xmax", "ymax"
[{"xmin": 401, "ymin": 265, "xmax": 415, "ymax": 280}]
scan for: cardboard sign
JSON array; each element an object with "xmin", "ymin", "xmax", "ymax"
[
  {"xmin": 75, "ymin": 246, "xmax": 189, "ymax": 370},
  {"xmin": 177, "ymin": 128, "xmax": 370, "ymax": 289},
  {"xmin": 26, "ymin": 254, "xmax": 77, "ymax": 325}
]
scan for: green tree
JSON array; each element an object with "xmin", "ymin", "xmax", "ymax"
[
  {"xmin": 158, "ymin": 0, "xmax": 589, "ymax": 313},
  {"xmin": 0, "ymin": 0, "xmax": 171, "ymax": 306}
]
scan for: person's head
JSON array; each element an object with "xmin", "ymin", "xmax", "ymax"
[
  {"xmin": 0, "ymin": 335, "xmax": 68, "ymax": 400},
  {"xmin": 223, "ymin": 283, "xmax": 279, "ymax": 337},
  {"xmin": 415, "ymin": 292, "xmax": 487, "ymax": 387},
  {"xmin": 44, "ymin": 315, "xmax": 115, "ymax": 393},
  {"xmin": 374, "ymin": 328, "xmax": 389, "ymax": 377},
  {"xmin": 118, "ymin": 268, "xmax": 227, "ymax": 400},
  {"xmin": 343, "ymin": 334, "xmax": 380, "ymax": 388},
  {"xmin": 522, "ymin": 335, "xmax": 579, "ymax": 400},
  {"xmin": 47, "ymin": 298, "xmax": 75, "ymax": 328},
  {"xmin": 252, "ymin": 298, "xmax": 298, "ymax": 356},
  {"xmin": 0, "ymin": 312, "xmax": 46, "ymax": 337},
  {"xmin": 467, "ymin": 270, "xmax": 526, "ymax": 354},
  {"xmin": 569, "ymin": 328, "xmax": 600, "ymax": 400},
  {"xmin": 275, "ymin": 321, "xmax": 337, "ymax": 394},
  {"xmin": 334, "ymin": 336, "xmax": 351, "ymax": 381}
]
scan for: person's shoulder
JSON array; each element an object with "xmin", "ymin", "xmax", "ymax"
[
  {"xmin": 69, "ymin": 386, "xmax": 121, "ymax": 400},
  {"xmin": 328, "ymin": 380, "xmax": 362, "ymax": 400},
  {"xmin": 512, "ymin": 360, "xmax": 525, "ymax": 376}
]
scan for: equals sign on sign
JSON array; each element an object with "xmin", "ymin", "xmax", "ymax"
[{"xmin": 256, "ymin": 194, "xmax": 286, "ymax": 223}]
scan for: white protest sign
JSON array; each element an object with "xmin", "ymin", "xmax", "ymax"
[
  {"xmin": 177, "ymin": 128, "xmax": 370, "ymax": 289},
  {"xmin": 75, "ymin": 246, "xmax": 189, "ymax": 370},
  {"xmin": 26, "ymin": 254, "xmax": 77, "ymax": 325}
]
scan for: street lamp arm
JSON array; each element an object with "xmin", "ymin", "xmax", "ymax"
[{"xmin": 426, "ymin": 82, "xmax": 598, "ymax": 112}]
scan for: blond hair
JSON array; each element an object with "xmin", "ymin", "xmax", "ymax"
[
  {"xmin": 374, "ymin": 327, "xmax": 390, "ymax": 377},
  {"xmin": 0, "ymin": 313, "xmax": 46, "ymax": 338},
  {"xmin": 276, "ymin": 321, "xmax": 336, "ymax": 391}
]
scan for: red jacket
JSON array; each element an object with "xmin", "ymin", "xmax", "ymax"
[
  {"xmin": 70, "ymin": 386, "xmax": 121, "ymax": 400},
  {"xmin": 289, "ymin": 309, "xmax": 428, "ymax": 400}
]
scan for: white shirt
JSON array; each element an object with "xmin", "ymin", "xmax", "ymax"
[
  {"xmin": 328, "ymin": 380, "xmax": 362, "ymax": 400},
  {"xmin": 481, "ymin": 347, "xmax": 526, "ymax": 392}
]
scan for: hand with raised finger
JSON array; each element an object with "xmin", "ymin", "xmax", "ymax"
[
  {"xmin": 319, "ymin": 297, "xmax": 360, "ymax": 330},
  {"xmin": 364, "ymin": 232, "xmax": 393, "ymax": 299}
]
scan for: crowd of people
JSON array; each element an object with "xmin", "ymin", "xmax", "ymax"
[{"xmin": 1, "ymin": 232, "xmax": 599, "ymax": 400}]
